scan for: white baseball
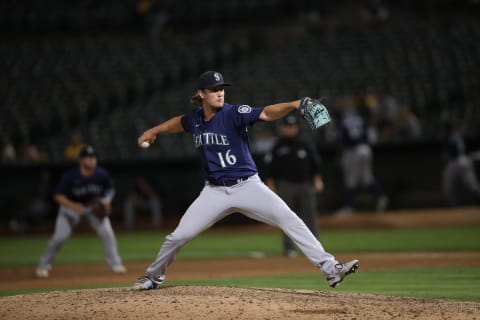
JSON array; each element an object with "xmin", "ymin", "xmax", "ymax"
[{"xmin": 140, "ymin": 141, "xmax": 150, "ymax": 149}]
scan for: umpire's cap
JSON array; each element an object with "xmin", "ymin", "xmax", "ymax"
[
  {"xmin": 79, "ymin": 145, "xmax": 97, "ymax": 158},
  {"xmin": 282, "ymin": 114, "xmax": 298, "ymax": 125},
  {"xmin": 197, "ymin": 71, "xmax": 231, "ymax": 89}
]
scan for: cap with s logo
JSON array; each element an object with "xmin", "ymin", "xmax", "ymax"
[
  {"xmin": 79, "ymin": 145, "xmax": 97, "ymax": 158},
  {"xmin": 197, "ymin": 71, "xmax": 231, "ymax": 89}
]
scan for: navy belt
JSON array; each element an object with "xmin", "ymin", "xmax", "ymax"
[{"xmin": 208, "ymin": 176, "xmax": 250, "ymax": 187}]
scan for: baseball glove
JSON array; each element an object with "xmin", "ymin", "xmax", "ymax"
[
  {"xmin": 299, "ymin": 97, "xmax": 331, "ymax": 129},
  {"xmin": 88, "ymin": 197, "xmax": 111, "ymax": 218}
]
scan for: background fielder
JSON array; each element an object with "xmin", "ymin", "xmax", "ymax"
[
  {"xmin": 442, "ymin": 121, "xmax": 480, "ymax": 206},
  {"xmin": 131, "ymin": 71, "xmax": 359, "ymax": 290},
  {"xmin": 336, "ymin": 104, "xmax": 388, "ymax": 214},
  {"xmin": 36, "ymin": 145, "xmax": 126, "ymax": 277}
]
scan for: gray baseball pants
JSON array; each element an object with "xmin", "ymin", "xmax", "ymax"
[
  {"xmin": 145, "ymin": 174, "xmax": 338, "ymax": 283},
  {"xmin": 38, "ymin": 205, "xmax": 123, "ymax": 270}
]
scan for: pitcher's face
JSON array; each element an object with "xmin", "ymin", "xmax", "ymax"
[{"xmin": 200, "ymin": 85, "xmax": 225, "ymax": 109}]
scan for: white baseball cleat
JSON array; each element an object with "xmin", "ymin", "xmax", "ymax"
[
  {"xmin": 326, "ymin": 259, "xmax": 359, "ymax": 288},
  {"xmin": 131, "ymin": 275, "xmax": 163, "ymax": 290},
  {"xmin": 36, "ymin": 267, "xmax": 49, "ymax": 278},
  {"xmin": 112, "ymin": 265, "xmax": 127, "ymax": 274}
]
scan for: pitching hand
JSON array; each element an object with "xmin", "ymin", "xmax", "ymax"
[{"xmin": 138, "ymin": 130, "xmax": 157, "ymax": 147}]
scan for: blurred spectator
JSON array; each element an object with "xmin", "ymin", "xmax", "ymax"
[
  {"xmin": 335, "ymin": 102, "xmax": 388, "ymax": 215},
  {"xmin": 18, "ymin": 144, "xmax": 49, "ymax": 164},
  {"xmin": 136, "ymin": 0, "xmax": 172, "ymax": 36},
  {"xmin": 1, "ymin": 140, "xmax": 16, "ymax": 164},
  {"xmin": 375, "ymin": 90, "xmax": 399, "ymax": 143},
  {"xmin": 355, "ymin": 87, "xmax": 379, "ymax": 123},
  {"xmin": 9, "ymin": 170, "xmax": 54, "ymax": 233},
  {"xmin": 395, "ymin": 104, "xmax": 423, "ymax": 141},
  {"xmin": 296, "ymin": 0, "xmax": 326, "ymax": 32},
  {"xmin": 441, "ymin": 121, "xmax": 480, "ymax": 206},
  {"xmin": 361, "ymin": 0, "xmax": 390, "ymax": 24},
  {"xmin": 64, "ymin": 133, "xmax": 85, "ymax": 162},
  {"xmin": 123, "ymin": 176, "xmax": 163, "ymax": 231},
  {"xmin": 264, "ymin": 115, "xmax": 324, "ymax": 257}
]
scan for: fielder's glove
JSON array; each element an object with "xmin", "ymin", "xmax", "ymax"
[
  {"xmin": 88, "ymin": 197, "xmax": 111, "ymax": 218},
  {"xmin": 298, "ymin": 97, "xmax": 331, "ymax": 129}
]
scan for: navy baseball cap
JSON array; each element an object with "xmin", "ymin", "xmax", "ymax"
[
  {"xmin": 79, "ymin": 145, "xmax": 97, "ymax": 158},
  {"xmin": 197, "ymin": 71, "xmax": 231, "ymax": 89}
]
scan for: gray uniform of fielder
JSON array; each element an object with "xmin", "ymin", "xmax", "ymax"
[
  {"xmin": 442, "ymin": 129, "xmax": 480, "ymax": 205},
  {"xmin": 338, "ymin": 110, "xmax": 387, "ymax": 211},
  {"xmin": 37, "ymin": 147, "xmax": 124, "ymax": 276}
]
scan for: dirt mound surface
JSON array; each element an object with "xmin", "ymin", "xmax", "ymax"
[{"xmin": 2, "ymin": 286, "xmax": 479, "ymax": 320}]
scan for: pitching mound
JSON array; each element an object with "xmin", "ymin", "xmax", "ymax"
[
  {"xmin": 2, "ymin": 208, "xmax": 479, "ymax": 319},
  {"xmin": 2, "ymin": 286, "xmax": 478, "ymax": 320}
]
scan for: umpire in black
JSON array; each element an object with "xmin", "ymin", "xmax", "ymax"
[{"xmin": 264, "ymin": 114, "xmax": 324, "ymax": 257}]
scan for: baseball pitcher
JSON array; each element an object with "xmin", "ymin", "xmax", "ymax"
[{"xmin": 132, "ymin": 71, "xmax": 359, "ymax": 290}]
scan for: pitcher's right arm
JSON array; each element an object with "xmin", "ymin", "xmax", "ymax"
[{"xmin": 138, "ymin": 115, "xmax": 185, "ymax": 147}]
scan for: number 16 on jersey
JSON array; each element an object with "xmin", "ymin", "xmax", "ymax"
[{"xmin": 217, "ymin": 149, "xmax": 237, "ymax": 168}]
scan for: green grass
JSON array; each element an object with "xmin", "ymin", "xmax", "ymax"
[
  {"xmin": 320, "ymin": 226, "xmax": 480, "ymax": 252},
  {"xmin": 1, "ymin": 226, "xmax": 479, "ymax": 301},
  {"xmin": 0, "ymin": 226, "xmax": 479, "ymax": 266},
  {"xmin": 167, "ymin": 267, "xmax": 480, "ymax": 301}
]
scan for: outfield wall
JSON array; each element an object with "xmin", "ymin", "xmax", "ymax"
[{"xmin": 1, "ymin": 141, "xmax": 479, "ymax": 227}]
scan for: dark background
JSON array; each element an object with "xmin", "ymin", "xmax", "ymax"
[{"xmin": 1, "ymin": 0, "xmax": 480, "ymax": 232}]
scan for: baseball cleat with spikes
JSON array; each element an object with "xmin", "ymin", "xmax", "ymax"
[
  {"xmin": 131, "ymin": 275, "xmax": 163, "ymax": 290},
  {"xmin": 326, "ymin": 259, "xmax": 359, "ymax": 288}
]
